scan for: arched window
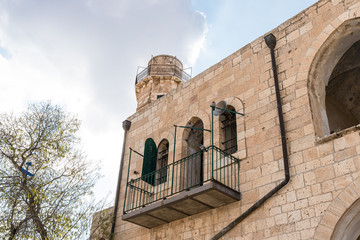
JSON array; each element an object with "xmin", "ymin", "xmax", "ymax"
[
  {"xmin": 219, "ymin": 105, "xmax": 237, "ymax": 154},
  {"xmin": 142, "ymin": 138, "xmax": 157, "ymax": 186},
  {"xmin": 325, "ymin": 40, "xmax": 360, "ymax": 134},
  {"xmin": 308, "ymin": 18, "xmax": 360, "ymax": 138},
  {"xmin": 156, "ymin": 139, "xmax": 169, "ymax": 185},
  {"xmin": 182, "ymin": 117, "xmax": 204, "ymax": 188}
]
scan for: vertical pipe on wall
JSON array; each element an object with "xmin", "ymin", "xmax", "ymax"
[
  {"xmin": 111, "ymin": 120, "xmax": 131, "ymax": 239},
  {"xmin": 211, "ymin": 33, "xmax": 290, "ymax": 240}
]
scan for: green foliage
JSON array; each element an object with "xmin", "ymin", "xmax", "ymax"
[{"xmin": 0, "ymin": 101, "xmax": 100, "ymax": 239}]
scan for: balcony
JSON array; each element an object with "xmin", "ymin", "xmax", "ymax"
[
  {"xmin": 135, "ymin": 64, "xmax": 191, "ymax": 84},
  {"xmin": 122, "ymin": 146, "xmax": 241, "ymax": 228}
]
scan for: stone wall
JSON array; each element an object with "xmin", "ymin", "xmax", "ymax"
[
  {"xmin": 90, "ymin": 207, "xmax": 114, "ymax": 240},
  {"xmin": 114, "ymin": 0, "xmax": 360, "ymax": 239}
]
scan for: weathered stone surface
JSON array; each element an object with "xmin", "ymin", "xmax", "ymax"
[{"xmin": 111, "ymin": 1, "xmax": 360, "ymax": 239}]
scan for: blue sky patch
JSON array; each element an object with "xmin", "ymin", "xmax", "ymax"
[{"xmin": 0, "ymin": 46, "xmax": 11, "ymax": 59}]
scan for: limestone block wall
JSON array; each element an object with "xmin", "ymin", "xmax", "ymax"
[
  {"xmin": 90, "ymin": 206, "xmax": 114, "ymax": 240},
  {"xmin": 114, "ymin": 0, "xmax": 360, "ymax": 239},
  {"xmin": 135, "ymin": 75, "xmax": 182, "ymax": 110}
]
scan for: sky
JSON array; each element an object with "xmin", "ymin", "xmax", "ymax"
[{"xmin": 0, "ymin": 0, "xmax": 318, "ymax": 205}]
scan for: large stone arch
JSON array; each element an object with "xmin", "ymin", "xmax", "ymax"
[
  {"xmin": 314, "ymin": 177, "xmax": 360, "ymax": 239},
  {"xmin": 302, "ymin": 5, "xmax": 360, "ymax": 139}
]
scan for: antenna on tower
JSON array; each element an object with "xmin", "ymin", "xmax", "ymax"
[
  {"xmin": 136, "ymin": 66, "xmax": 146, "ymax": 75},
  {"xmin": 183, "ymin": 67, "xmax": 192, "ymax": 78},
  {"xmin": 169, "ymin": 56, "xmax": 176, "ymax": 64},
  {"xmin": 151, "ymin": 54, "xmax": 158, "ymax": 63}
]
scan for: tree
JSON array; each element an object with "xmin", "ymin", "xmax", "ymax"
[
  {"xmin": 0, "ymin": 101, "xmax": 100, "ymax": 239},
  {"xmin": 89, "ymin": 206, "xmax": 114, "ymax": 240}
]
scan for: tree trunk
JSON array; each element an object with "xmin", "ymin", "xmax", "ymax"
[
  {"xmin": 8, "ymin": 224, "xmax": 17, "ymax": 240},
  {"xmin": 34, "ymin": 217, "xmax": 48, "ymax": 240},
  {"xmin": 23, "ymin": 181, "xmax": 48, "ymax": 240}
]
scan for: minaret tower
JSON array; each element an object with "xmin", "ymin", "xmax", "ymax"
[{"xmin": 135, "ymin": 55, "xmax": 190, "ymax": 110}]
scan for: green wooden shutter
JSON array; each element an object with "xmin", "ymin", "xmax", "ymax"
[{"xmin": 142, "ymin": 138, "xmax": 157, "ymax": 185}]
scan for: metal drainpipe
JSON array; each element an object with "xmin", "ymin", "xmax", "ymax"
[
  {"xmin": 211, "ymin": 33, "xmax": 290, "ymax": 240},
  {"xmin": 111, "ymin": 120, "xmax": 131, "ymax": 239}
]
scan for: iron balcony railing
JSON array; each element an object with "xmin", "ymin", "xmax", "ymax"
[
  {"xmin": 123, "ymin": 145, "xmax": 240, "ymax": 214},
  {"xmin": 135, "ymin": 64, "xmax": 191, "ymax": 84}
]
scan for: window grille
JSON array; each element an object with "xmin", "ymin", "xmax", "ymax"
[
  {"xmin": 221, "ymin": 110, "xmax": 237, "ymax": 154},
  {"xmin": 156, "ymin": 141, "xmax": 169, "ymax": 185}
]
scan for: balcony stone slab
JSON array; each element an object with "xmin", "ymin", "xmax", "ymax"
[{"xmin": 122, "ymin": 180, "xmax": 241, "ymax": 228}]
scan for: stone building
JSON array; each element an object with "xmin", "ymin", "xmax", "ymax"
[{"xmin": 110, "ymin": 0, "xmax": 360, "ymax": 239}]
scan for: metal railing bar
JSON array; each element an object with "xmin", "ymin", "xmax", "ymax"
[
  {"xmin": 214, "ymin": 107, "xmax": 244, "ymax": 116},
  {"xmin": 175, "ymin": 125, "xmax": 211, "ymax": 132},
  {"xmin": 123, "ymin": 145, "xmax": 240, "ymax": 213},
  {"xmin": 130, "ymin": 147, "xmax": 144, "ymax": 157},
  {"xmin": 221, "ymin": 137, "xmax": 237, "ymax": 144},
  {"xmin": 135, "ymin": 64, "xmax": 192, "ymax": 84},
  {"xmin": 128, "ymin": 183, "xmax": 153, "ymax": 195}
]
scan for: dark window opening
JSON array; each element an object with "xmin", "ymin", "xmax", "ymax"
[
  {"xmin": 142, "ymin": 138, "xmax": 157, "ymax": 186},
  {"xmin": 220, "ymin": 105, "xmax": 237, "ymax": 154},
  {"xmin": 182, "ymin": 118, "xmax": 204, "ymax": 190},
  {"xmin": 156, "ymin": 139, "xmax": 169, "ymax": 185},
  {"xmin": 326, "ymin": 40, "xmax": 360, "ymax": 134}
]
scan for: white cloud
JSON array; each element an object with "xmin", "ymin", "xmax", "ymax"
[{"xmin": 0, "ymin": 0, "xmax": 208, "ymax": 201}]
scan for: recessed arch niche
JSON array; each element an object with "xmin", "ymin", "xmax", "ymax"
[
  {"xmin": 308, "ymin": 18, "xmax": 360, "ymax": 138},
  {"xmin": 331, "ymin": 197, "xmax": 360, "ymax": 240},
  {"xmin": 181, "ymin": 117, "xmax": 204, "ymax": 189}
]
